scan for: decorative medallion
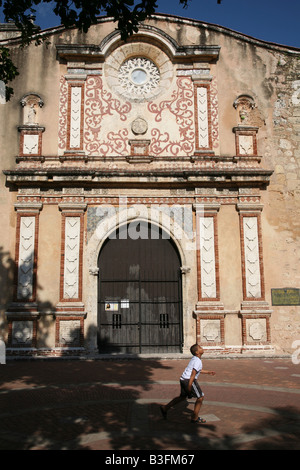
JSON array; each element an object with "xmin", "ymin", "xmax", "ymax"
[
  {"xmin": 118, "ymin": 57, "xmax": 160, "ymax": 99},
  {"xmin": 131, "ymin": 117, "xmax": 148, "ymax": 135}
]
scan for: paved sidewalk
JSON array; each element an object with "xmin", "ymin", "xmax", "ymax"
[{"xmin": 0, "ymin": 356, "xmax": 300, "ymax": 450}]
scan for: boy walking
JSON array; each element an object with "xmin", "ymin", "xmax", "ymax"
[{"xmin": 160, "ymin": 344, "xmax": 215, "ymax": 424}]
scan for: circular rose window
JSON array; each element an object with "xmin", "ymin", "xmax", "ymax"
[{"xmin": 118, "ymin": 57, "xmax": 160, "ymax": 98}]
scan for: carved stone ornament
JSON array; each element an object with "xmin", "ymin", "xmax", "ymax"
[
  {"xmin": 131, "ymin": 117, "xmax": 148, "ymax": 135},
  {"xmin": 247, "ymin": 319, "xmax": 267, "ymax": 342},
  {"xmin": 118, "ymin": 57, "xmax": 160, "ymax": 99},
  {"xmin": 104, "ymin": 42, "xmax": 173, "ymax": 103},
  {"xmin": 233, "ymin": 95, "xmax": 255, "ymax": 125},
  {"xmin": 12, "ymin": 320, "xmax": 33, "ymax": 345}
]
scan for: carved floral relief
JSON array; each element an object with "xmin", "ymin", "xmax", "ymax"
[
  {"xmin": 58, "ymin": 73, "xmax": 219, "ymax": 158},
  {"xmin": 84, "ymin": 76, "xmax": 131, "ymax": 156}
]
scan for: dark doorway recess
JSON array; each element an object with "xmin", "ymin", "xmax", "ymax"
[{"xmin": 97, "ymin": 221, "xmax": 183, "ymax": 353}]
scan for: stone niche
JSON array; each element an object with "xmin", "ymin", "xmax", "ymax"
[
  {"xmin": 18, "ymin": 93, "xmax": 45, "ymax": 157},
  {"xmin": 20, "ymin": 93, "xmax": 44, "ymax": 126}
]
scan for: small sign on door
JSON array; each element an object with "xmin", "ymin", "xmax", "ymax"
[
  {"xmin": 121, "ymin": 299, "xmax": 130, "ymax": 308},
  {"xmin": 105, "ymin": 301, "xmax": 119, "ymax": 311}
]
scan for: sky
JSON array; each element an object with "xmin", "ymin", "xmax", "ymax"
[{"xmin": 1, "ymin": 0, "xmax": 299, "ymax": 49}]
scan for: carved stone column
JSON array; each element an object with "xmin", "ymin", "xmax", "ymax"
[
  {"xmin": 193, "ymin": 203, "xmax": 225, "ymax": 348},
  {"xmin": 65, "ymin": 74, "xmax": 86, "ymax": 154},
  {"xmin": 192, "ymin": 71, "xmax": 215, "ymax": 156},
  {"xmin": 237, "ymin": 202, "xmax": 272, "ymax": 350},
  {"xmin": 6, "ymin": 202, "xmax": 42, "ymax": 351},
  {"xmin": 55, "ymin": 202, "xmax": 87, "ymax": 350}
]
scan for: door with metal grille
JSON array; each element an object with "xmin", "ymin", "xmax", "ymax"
[{"xmin": 97, "ymin": 222, "xmax": 183, "ymax": 354}]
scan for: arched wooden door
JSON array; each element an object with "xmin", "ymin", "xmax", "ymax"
[{"xmin": 97, "ymin": 221, "xmax": 183, "ymax": 354}]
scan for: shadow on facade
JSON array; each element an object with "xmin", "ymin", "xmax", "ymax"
[
  {"xmin": 0, "ymin": 247, "xmax": 15, "ymax": 334},
  {"xmin": 0, "ymin": 245, "xmax": 57, "ymax": 352}
]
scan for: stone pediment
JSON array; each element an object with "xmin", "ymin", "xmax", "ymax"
[{"xmin": 56, "ymin": 25, "xmax": 220, "ymax": 64}]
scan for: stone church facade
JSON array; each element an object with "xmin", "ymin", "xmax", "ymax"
[{"xmin": 0, "ymin": 14, "xmax": 299, "ymax": 357}]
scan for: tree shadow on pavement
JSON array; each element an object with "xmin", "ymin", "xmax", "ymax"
[
  {"xmin": 2, "ymin": 354, "xmax": 300, "ymax": 451},
  {"xmin": 235, "ymin": 406, "xmax": 300, "ymax": 450},
  {"xmin": 0, "ymin": 354, "xmax": 171, "ymax": 450},
  {"xmin": 0, "ymin": 248, "xmax": 300, "ymax": 450}
]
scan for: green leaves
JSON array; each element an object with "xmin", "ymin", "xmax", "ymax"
[
  {"xmin": 0, "ymin": 46, "xmax": 19, "ymax": 101},
  {"xmin": 0, "ymin": 0, "xmax": 221, "ymax": 100}
]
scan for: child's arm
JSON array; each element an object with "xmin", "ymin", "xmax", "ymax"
[{"xmin": 201, "ymin": 369, "xmax": 216, "ymax": 376}]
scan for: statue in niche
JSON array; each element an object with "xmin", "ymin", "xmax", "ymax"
[
  {"xmin": 20, "ymin": 93, "xmax": 44, "ymax": 126},
  {"xmin": 233, "ymin": 95, "xmax": 255, "ymax": 126},
  {"xmin": 239, "ymin": 107, "xmax": 249, "ymax": 124},
  {"xmin": 26, "ymin": 104, "xmax": 37, "ymax": 125}
]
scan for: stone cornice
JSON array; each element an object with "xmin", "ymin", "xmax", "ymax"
[{"xmin": 3, "ymin": 167, "xmax": 273, "ymax": 190}]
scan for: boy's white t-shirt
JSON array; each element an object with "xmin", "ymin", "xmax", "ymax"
[{"xmin": 180, "ymin": 356, "xmax": 202, "ymax": 380}]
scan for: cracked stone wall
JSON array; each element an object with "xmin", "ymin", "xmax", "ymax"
[{"xmin": 263, "ymin": 54, "xmax": 300, "ymax": 352}]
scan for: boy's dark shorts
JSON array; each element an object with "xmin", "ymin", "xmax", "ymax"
[{"xmin": 180, "ymin": 379, "xmax": 204, "ymax": 399}]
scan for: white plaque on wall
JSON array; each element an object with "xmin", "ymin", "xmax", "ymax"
[{"xmin": 23, "ymin": 134, "xmax": 39, "ymax": 154}]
